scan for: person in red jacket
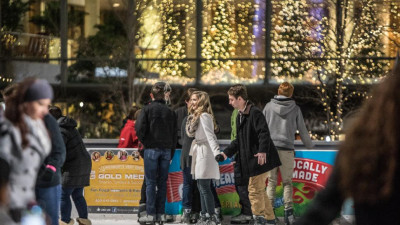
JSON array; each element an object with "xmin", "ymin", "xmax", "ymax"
[{"xmin": 118, "ymin": 107, "xmax": 141, "ymax": 148}]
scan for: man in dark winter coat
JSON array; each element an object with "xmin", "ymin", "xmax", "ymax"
[
  {"xmin": 230, "ymin": 109, "xmax": 253, "ymax": 224},
  {"xmin": 136, "ymin": 82, "xmax": 177, "ymax": 223},
  {"xmin": 217, "ymin": 84, "xmax": 281, "ymax": 225},
  {"xmin": 49, "ymin": 106, "xmax": 92, "ymax": 225}
]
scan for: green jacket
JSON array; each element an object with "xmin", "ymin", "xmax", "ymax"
[{"xmin": 231, "ymin": 109, "xmax": 238, "ymax": 140}]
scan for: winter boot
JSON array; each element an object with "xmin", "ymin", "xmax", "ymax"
[
  {"xmin": 196, "ymin": 212, "xmax": 207, "ymax": 225},
  {"xmin": 254, "ymin": 215, "xmax": 275, "ymax": 225},
  {"xmin": 59, "ymin": 218, "xmax": 74, "ymax": 225},
  {"xmin": 181, "ymin": 209, "xmax": 191, "ymax": 223},
  {"xmin": 190, "ymin": 212, "xmax": 200, "ymax": 224},
  {"xmin": 76, "ymin": 218, "xmax": 92, "ymax": 225},
  {"xmin": 231, "ymin": 214, "xmax": 253, "ymax": 224},
  {"xmin": 139, "ymin": 214, "xmax": 156, "ymax": 224},
  {"xmin": 138, "ymin": 203, "xmax": 147, "ymax": 218},
  {"xmin": 157, "ymin": 214, "xmax": 167, "ymax": 225},
  {"xmin": 284, "ymin": 208, "xmax": 295, "ymax": 225},
  {"xmin": 215, "ymin": 207, "xmax": 223, "ymax": 222},
  {"xmin": 210, "ymin": 213, "xmax": 221, "ymax": 225}
]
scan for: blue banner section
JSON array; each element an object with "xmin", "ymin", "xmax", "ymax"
[{"xmin": 295, "ymin": 150, "xmax": 338, "ymax": 165}]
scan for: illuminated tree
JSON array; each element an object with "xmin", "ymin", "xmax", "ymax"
[
  {"xmin": 156, "ymin": 0, "xmax": 190, "ymax": 78},
  {"xmin": 201, "ymin": 0, "xmax": 237, "ymax": 74},
  {"xmin": 271, "ymin": 0, "xmax": 320, "ymax": 79},
  {"xmin": 312, "ymin": 0, "xmax": 390, "ymax": 140}
]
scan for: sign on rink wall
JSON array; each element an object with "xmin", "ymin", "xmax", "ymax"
[
  {"xmin": 85, "ymin": 149, "xmax": 144, "ymax": 214},
  {"xmin": 85, "ymin": 148, "xmax": 348, "ymax": 217}
]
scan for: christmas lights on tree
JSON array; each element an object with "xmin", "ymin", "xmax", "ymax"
[
  {"xmin": 271, "ymin": 0, "xmax": 320, "ymax": 79},
  {"xmin": 154, "ymin": 0, "xmax": 190, "ymax": 78},
  {"xmin": 312, "ymin": 0, "xmax": 390, "ymax": 140},
  {"xmin": 201, "ymin": 0, "xmax": 237, "ymax": 75}
]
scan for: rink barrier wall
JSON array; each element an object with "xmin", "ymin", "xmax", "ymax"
[{"xmin": 83, "ymin": 140, "xmax": 353, "ymax": 217}]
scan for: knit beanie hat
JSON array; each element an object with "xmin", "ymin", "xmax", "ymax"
[{"xmin": 23, "ymin": 79, "xmax": 53, "ymax": 102}]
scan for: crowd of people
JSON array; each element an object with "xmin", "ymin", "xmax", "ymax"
[
  {"xmin": 1, "ymin": 63, "xmax": 400, "ymax": 225},
  {"xmin": 124, "ymin": 82, "xmax": 313, "ymax": 225}
]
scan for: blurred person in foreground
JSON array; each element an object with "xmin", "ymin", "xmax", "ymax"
[
  {"xmin": 49, "ymin": 106, "xmax": 92, "ymax": 225},
  {"xmin": 295, "ymin": 60, "xmax": 400, "ymax": 225},
  {"xmin": 0, "ymin": 158, "xmax": 17, "ymax": 225},
  {"xmin": 0, "ymin": 78, "xmax": 53, "ymax": 222},
  {"xmin": 263, "ymin": 82, "xmax": 314, "ymax": 225}
]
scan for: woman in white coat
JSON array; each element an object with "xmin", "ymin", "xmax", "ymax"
[{"xmin": 186, "ymin": 91, "xmax": 221, "ymax": 225}]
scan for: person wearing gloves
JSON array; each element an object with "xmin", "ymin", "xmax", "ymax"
[
  {"xmin": 263, "ymin": 82, "xmax": 314, "ymax": 225},
  {"xmin": 185, "ymin": 91, "xmax": 221, "ymax": 225},
  {"xmin": 0, "ymin": 78, "xmax": 53, "ymax": 223},
  {"xmin": 49, "ymin": 106, "xmax": 92, "ymax": 225},
  {"xmin": 35, "ymin": 112, "xmax": 66, "ymax": 225}
]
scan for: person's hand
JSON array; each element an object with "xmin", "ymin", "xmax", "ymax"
[
  {"xmin": 254, "ymin": 153, "xmax": 267, "ymax": 165},
  {"xmin": 41, "ymin": 164, "xmax": 56, "ymax": 181},
  {"xmin": 215, "ymin": 154, "xmax": 225, "ymax": 162}
]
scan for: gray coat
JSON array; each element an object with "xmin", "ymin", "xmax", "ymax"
[{"xmin": 0, "ymin": 116, "xmax": 51, "ymax": 209}]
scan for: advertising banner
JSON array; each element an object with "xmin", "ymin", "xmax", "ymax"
[
  {"xmin": 85, "ymin": 149, "xmax": 144, "ymax": 214},
  {"xmin": 85, "ymin": 148, "xmax": 341, "ymax": 217}
]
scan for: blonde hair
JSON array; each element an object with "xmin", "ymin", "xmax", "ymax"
[
  {"xmin": 278, "ymin": 82, "xmax": 294, "ymax": 97},
  {"xmin": 188, "ymin": 91, "xmax": 218, "ymax": 131}
]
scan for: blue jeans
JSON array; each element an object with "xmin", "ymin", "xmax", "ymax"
[
  {"xmin": 60, "ymin": 187, "xmax": 88, "ymax": 223},
  {"xmin": 197, "ymin": 179, "xmax": 215, "ymax": 215},
  {"xmin": 144, "ymin": 149, "xmax": 171, "ymax": 216},
  {"xmin": 182, "ymin": 166, "xmax": 193, "ymax": 210},
  {"xmin": 35, "ymin": 184, "xmax": 61, "ymax": 225}
]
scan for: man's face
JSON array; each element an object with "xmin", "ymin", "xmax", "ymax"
[{"xmin": 229, "ymin": 95, "xmax": 241, "ymax": 109}]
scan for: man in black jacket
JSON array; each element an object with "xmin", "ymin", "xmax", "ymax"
[
  {"xmin": 136, "ymin": 82, "xmax": 177, "ymax": 223},
  {"xmin": 218, "ymin": 84, "xmax": 281, "ymax": 225}
]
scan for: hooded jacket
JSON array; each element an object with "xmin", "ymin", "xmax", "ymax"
[
  {"xmin": 58, "ymin": 116, "xmax": 91, "ymax": 188},
  {"xmin": 118, "ymin": 119, "xmax": 139, "ymax": 148},
  {"xmin": 223, "ymin": 103, "xmax": 281, "ymax": 178},
  {"xmin": 263, "ymin": 96, "xmax": 314, "ymax": 150}
]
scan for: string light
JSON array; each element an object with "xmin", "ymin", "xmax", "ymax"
[{"xmin": 153, "ymin": 0, "xmax": 191, "ymax": 78}]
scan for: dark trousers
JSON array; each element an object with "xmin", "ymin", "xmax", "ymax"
[
  {"xmin": 197, "ymin": 179, "xmax": 215, "ymax": 215},
  {"xmin": 140, "ymin": 177, "xmax": 146, "ymax": 205},
  {"xmin": 60, "ymin": 187, "xmax": 88, "ymax": 222},
  {"xmin": 211, "ymin": 181, "xmax": 221, "ymax": 208},
  {"xmin": 236, "ymin": 185, "xmax": 252, "ymax": 216}
]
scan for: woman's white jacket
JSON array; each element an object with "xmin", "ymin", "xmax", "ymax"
[{"xmin": 189, "ymin": 113, "xmax": 220, "ymax": 180}]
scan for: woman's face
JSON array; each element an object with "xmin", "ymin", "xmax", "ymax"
[
  {"xmin": 190, "ymin": 94, "xmax": 199, "ymax": 110},
  {"xmin": 23, "ymin": 99, "xmax": 51, "ymax": 120}
]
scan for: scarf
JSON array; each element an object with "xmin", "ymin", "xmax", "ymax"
[{"xmin": 186, "ymin": 114, "xmax": 199, "ymax": 137}]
